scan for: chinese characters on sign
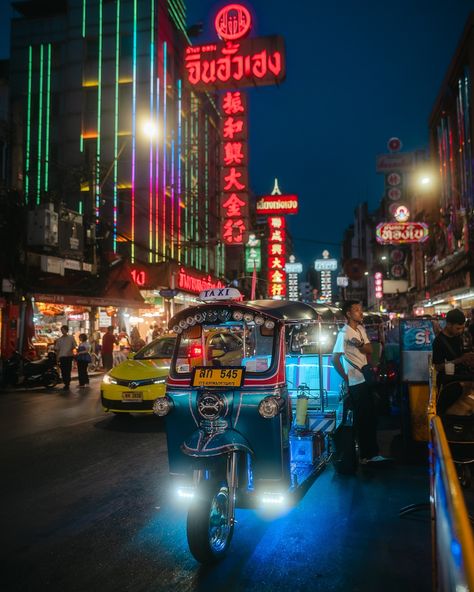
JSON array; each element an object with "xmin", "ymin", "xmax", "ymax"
[
  {"xmin": 220, "ymin": 91, "xmax": 249, "ymax": 245},
  {"xmin": 267, "ymin": 216, "xmax": 286, "ymax": 298},
  {"xmin": 285, "ymin": 255, "xmax": 302, "ymax": 300},
  {"xmin": 184, "ymin": 36, "xmax": 286, "ymax": 91},
  {"xmin": 374, "ymin": 272, "xmax": 383, "ymax": 299},
  {"xmin": 245, "ymin": 234, "xmax": 261, "ymax": 272}
]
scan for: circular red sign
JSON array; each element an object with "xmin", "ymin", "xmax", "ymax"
[
  {"xmin": 390, "ymin": 249, "xmax": 405, "ymax": 263},
  {"xmin": 387, "ymin": 137, "xmax": 402, "ymax": 152},
  {"xmin": 387, "ymin": 172, "xmax": 401, "ymax": 187},
  {"xmin": 387, "ymin": 187, "xmax": 402, "ymax": 201},
  {"xmin": 391, "ymin": 264, "xmax": 406, "ymax": 278},
  {"xmin": 215, "ymin": 4, "xmax": 252, "ymax": 41}
]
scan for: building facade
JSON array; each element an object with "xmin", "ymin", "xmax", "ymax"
[{"xmin": 1, "ymin": 0, "xmax": 226, "ymax": 357}]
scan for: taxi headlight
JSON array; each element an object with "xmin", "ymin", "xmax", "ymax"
[
  {"xmin": 153, "ymin": 396, "xmax": 173, "ymax": 417},
  {"xmin": 102, "ymin": 374, "xmax": 117, "ymax": 385},
  {"xmin": 258, "ymin": 396, "xmax": 283, "ymax": 419}
]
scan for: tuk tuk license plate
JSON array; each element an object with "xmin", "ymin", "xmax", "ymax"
[
  {"xmin": 192, "ymin": 367, "xmax": 245, "ymax": 388},
  {"xmin": 122, "ymin": 391, "xmax": 143, "ymax": 402}
]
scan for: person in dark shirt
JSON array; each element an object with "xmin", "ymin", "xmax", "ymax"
[{"xmin": 432, "ymin": 308, "xmax": 474, "ymax": 412}]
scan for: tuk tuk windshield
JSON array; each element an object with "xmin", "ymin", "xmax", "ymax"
[{"xmin": 174, "ymin": 322, "xmax": 275, "ymax": 374}]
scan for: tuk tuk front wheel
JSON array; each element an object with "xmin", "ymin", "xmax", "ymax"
[{"xmin": 187, "ymin": 480, "xmax": 234, "ymax": 563}]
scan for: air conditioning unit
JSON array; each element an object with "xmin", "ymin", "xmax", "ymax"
[{"xmin": 27, "ymin": 203, "xmax": 59, "ymax": 247}]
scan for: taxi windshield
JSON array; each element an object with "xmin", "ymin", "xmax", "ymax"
[
  {"xmin": 135, "ymin": 337, "xmax": 176, "ymax": 359},
  {"xmin": 174, "ymin": 321, "xmax": 275, "ymax": 374}
]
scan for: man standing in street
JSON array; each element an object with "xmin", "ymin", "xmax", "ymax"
[
  {"xmin": 332, "ymin": 300, "xmax": 388, "ymax": 465},
  {"xmin": 54, "ymin": 325, "xmax": 77, "ymax": 391},
  {"xmin": 101, "ymin": 326, "xmax": 117, "ymax": 372}
]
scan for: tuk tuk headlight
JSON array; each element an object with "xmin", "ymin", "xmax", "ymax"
[
  {"xmin": 258, "ymin": 396, "xmax": 283, "ymax": 419},
  {"xmin": 232, "ymin": 310, "xmax": 244, "ymax": 321},
  {"xmin": 153, "ymin": 395, "xmax": 173, "ymax": 416}
]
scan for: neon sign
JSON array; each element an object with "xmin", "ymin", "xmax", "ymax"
[
  {"xmin": 267, "ymin": 216, "xmax": 286, "ymax": 298},
  {"xmin": 215, "ymin": 4, "xmax": 252, "ymax": 41},
  {"xmin": 178, "ymin": 268, "xmax": 225, "ymax": 294},
  {"xmin": 375, "ymin": 272, "xmax": 383, "ymax": 299},
  {"xmin": 376, "ymin": 222, "xmax": 429, "ymax": 244},
  {"xmin": 256, "ymin": 195, "xmax": 298, "ymax": 215},
  {"xmin": 131, "ymin": 268, "xmax": 147, "ymax": 287},
  {"xmin": 184, "ymin": 36, "xmax": 286, "ymax": 90},
  {"xmin": 220, "ymin": 91, "xmax": 249, "ymax": 245}
]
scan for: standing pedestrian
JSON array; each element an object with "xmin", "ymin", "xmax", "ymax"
[
  {"xmin": 76, "ymin": 333, "xmax": 91, "ymax": 388},
  {"xmin": 54, "ymin": 325, "xmax": 77, "ymax": 391},
  {"xmin": 332, "ymin": 301, "xmax": 389, "ymax": 465},
  {"xmin": 101, "ymin": 326, "xmax": 117, "ymax": 372}
]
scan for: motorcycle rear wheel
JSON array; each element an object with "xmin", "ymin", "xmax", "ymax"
[
  {"xmin": 43, "ymin": 374, "xmax": 60, "ymax": 388},
  {"xmin": 187, "ymin": 479, "xmax": 234, "ymax": 563}
]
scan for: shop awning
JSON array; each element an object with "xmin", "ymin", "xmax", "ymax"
[{"xmin": 30, "ymin": 260, "xmax": 150, "ymax": 309}]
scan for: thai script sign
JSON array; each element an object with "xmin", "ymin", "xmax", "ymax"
[
  {"xmin": 256, "ymin": 194, "xmax": 298, "ymax": 215},
  {"xmin": 376, "ymin": 152, "xmax": 414, "ymax": 172},
  {"xmin": 178, "ymin": 267, "xmax": 225, "ymax": 294},
  {"xmin": 184, "ymin": 36, "xmax": 286, "ymax": 90},
  {"xmin": 376, "ymin": 222, "xmax": 429, "ymax": 244}
]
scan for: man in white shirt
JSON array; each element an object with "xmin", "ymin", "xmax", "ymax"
[
  {"xmin": 332, "ymin": 301, "xmax": 387, "ymax": 465},
  {"xmin": 54, "ymin": 325, "xmax": 77, "ymax": 390}
]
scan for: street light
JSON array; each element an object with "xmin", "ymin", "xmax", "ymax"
[{"xmin": 142, "ymin": 118, "xmax": 160, "ymax": 140}]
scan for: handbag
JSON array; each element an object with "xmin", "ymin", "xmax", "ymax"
[{"xmin": 345, "ymin": 357, "xmax": 377, "ymax": 386}]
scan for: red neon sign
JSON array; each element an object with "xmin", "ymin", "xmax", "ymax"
[
  {"xmin": 184, "ymin": 36, "xmax": 286, "ymax": 90},
  {"xmin": 376, "ymin": 222, "xmax": 429, "ymax": 244},
  {"xmin": 215, "ymin": 4, "xmax": 252, "ymax": 41},
  {"xmin": 256, "ymin": 195, "xmax": 299, "ymax": 215},
  {"xmin": 177, "ymin": 268, "xmax": 225, "ymax": 294},
  {"xmin": 131, "ymin": 268, "xmax": 147, "ymax": 287},
  {"xmin": 220, "ymin": 92, "xmax": 249, "ymax": 246}
]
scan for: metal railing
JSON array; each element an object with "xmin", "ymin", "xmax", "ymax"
[{"xmin": 428, "ymin": 366, "xmax": 474, "ymax": 591}]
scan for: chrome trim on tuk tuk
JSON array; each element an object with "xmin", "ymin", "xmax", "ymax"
[{"xmin": 182, "ymin": 428, "xmax": 253, "ymax": 457}]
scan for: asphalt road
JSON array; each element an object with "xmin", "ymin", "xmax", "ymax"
[{"xmin": 1, "ymin": 377, "xmax": 433, "ymax": 592}]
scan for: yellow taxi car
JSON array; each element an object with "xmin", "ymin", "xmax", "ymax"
[{"xmin": 100, "ymin": 335, "xmax": 176, "ymax": 415}]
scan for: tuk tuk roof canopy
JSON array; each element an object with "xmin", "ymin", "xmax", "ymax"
[{"xmin": 169, "ymin": 299, "xmax": 343, "ymax": 328}]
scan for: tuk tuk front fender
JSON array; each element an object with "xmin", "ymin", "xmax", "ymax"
[{"xmin": 181, "ymin": 428, "xmax": 253, "ymax": 458}]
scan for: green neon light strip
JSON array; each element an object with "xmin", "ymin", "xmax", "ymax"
[
  {"xmin": 44, "ymin": 43, "xmax": 52, "ymax": 191},
  {"xmin": 95, "ymin": 0, "xmax": 103, "ymax": 218},
  {"xmin": 82, "ymin": 0, "xmax": 86, "ymax": 37},
  {"xmin": 25, "ymin": 45, "xmax": 32, "ymax": 203},
  {"xmin": 37, "ymin": 44, "xmax": 44, "ymax": 203},
  {"xmin": 80, "ymin": 134, "xmax": 84, "ymax": 152},
  {"xmin": 113, "ymin": 0, "xmax": 120, "ymax": 252}
]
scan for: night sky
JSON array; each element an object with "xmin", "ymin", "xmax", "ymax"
[{"xmin": 1, "ymin": 0, "xmax": 472, "ymax": 270}]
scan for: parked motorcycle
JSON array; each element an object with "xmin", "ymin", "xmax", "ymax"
[{"xmin": 3, "ymin": 351, "xmax": 60, "ymax": 389}]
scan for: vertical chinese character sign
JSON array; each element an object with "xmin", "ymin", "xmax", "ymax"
[
  {"xmin": 221, "ymin": 91, "xmax": 249, "ymax": 245},
  {"xmin": 267, "ymin": 216, "xmax": 287, "ymax": 298}
]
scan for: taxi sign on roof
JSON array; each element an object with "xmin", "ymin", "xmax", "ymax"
[{"xmin": 199, "ymin": 287, "xmax": 242, "ymax": 301}]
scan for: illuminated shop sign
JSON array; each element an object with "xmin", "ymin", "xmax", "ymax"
[
  {"xmin": 215, "ymin": 4, "xmax": 252, "ymax": 41},
  {"xmin": 286, "ymin": 255, "xmax": 301, "ymax": 300},
  {"xmin": 255, "ymin": 195, "xmax": 298, "ymax": 215},
  {"xmin": 245, "ymin": 234, "xmax": 261, "ymax": 272},
  {"xmin": 267, "ymin": 216, "xmax": 286, "ymax": 298},
  {"xmin": 376, "ymin": 222, "xmax": 429, "ymax": 244},
  {"xmin": 220, "ymin": 91, "xmax": 249, "ymax": 245},
  {"xmin": 184, "ymin": 36, "xmax": 286, "ymax": 90},
  {"xmin": 177, "ymin": 267, "xmax": 225, "ymax": 294},
  {"xmin": 374, "ymin": 272, "xmax": 383, "ymax": 299},
  {"xmin": 375, "ymin": 153, "xmax": 414, "ymax": 172}
]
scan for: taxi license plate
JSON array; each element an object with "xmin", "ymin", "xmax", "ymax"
[
  {"xmin": 122, "ymin": 391, "xmax": 143, "ymax": 402},
  {"xmin": 192, "ymin": 367, "xmax": 245, "ymax": 388}
]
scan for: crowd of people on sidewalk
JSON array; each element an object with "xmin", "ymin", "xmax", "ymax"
[{"xmin": 53, "ymin": 323, "xmax": 163, "ymax": 390}]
